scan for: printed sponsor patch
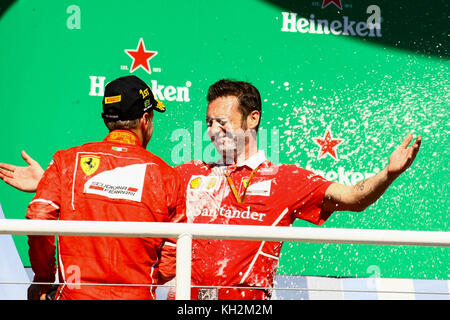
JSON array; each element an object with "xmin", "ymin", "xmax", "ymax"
[
  {"xmin": 104, "ymin": 95, "xmax": 121, "ymax": 104},
  {"xmin": 206, "ymin": 176, "xmax": 218, "ymax": 190},
  {"xmin": 80, "ymin": 156, "xmax": 100, "ymax": 176},
  {"xmin": 83, "ymin": 163, "xmax": 146, "ymax": 202},
  {"xmin": 188, "ymin": 175, "xmax": 220, "ymax": 192},
  {"xmin": 190, "ymin": 177, "xmax": 202, "ymax": 189},
  {"xmin": 240, "ymin": 178, "xmax": 272, "ymax": 196}
]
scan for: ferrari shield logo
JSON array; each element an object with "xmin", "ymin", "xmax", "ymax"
[{"xmin": 80, "ymin": 156, "xmax": 100, "ymax": 176}]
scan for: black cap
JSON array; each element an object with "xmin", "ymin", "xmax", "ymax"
[{"xmin": 102, "ymin": 75, "xmax": 166, "ymax": 122}]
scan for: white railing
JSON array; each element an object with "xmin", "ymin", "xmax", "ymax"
[{"xmin": 1, "ymin": 219, "xmax": 449, "ymax": 300}]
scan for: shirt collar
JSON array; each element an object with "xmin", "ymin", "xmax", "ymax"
[
  {"xmin": 104, "ymin": 130, "xmax": 142, "ymax": 147},
  {"xmin": 216, "ymin": 150, "xmax": 267, "ymax": 170},
  {"xmin": 240, "ymin": 150, "xmax": 267, "ymax": 169}
]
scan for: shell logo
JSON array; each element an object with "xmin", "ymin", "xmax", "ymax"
[{"xmin": 190, "ymin": 177, "xmax": 202, "ymax": 189}]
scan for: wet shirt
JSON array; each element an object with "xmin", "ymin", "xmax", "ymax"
[
  {"xmin": 175, "ymin": 151, "xmax": 334, "ymax": 291},
  {"xmin": 26, "ymin": 130, "xmax": 186, "ymax": 300}
]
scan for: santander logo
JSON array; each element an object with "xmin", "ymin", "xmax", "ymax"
[{"xmin": 193, "ymin": 205, "xmax": 267, "ymax": 222}]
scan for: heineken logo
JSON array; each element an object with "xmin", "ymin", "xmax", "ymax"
[
  {"xmin": 306, "ymin": 165, "xmax": 381, "ymax": 186},
  {"xmin": 87, "ymin": 37, "xmax": 191, "ymax": 102},
  {"xmin": 125, "ymin": 38, "xmax": 158, "ymax": 74},
  {"xmin": 321, "ymin": 0, "xmax": 343, "ymax": 9},
  {"xmin": 281, "ymin": 5, "xmax": 382, "ymax": 38},
  {"xmin": 312, "ymin": 128, "xmax": 344, "ymax": 161},
  {"xmin": 89, "ymin": 77, "xmax": 191, "ymax": 102}
]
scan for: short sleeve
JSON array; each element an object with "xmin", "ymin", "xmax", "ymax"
[{"xmin": 288, "ymin": 167, "xmax": 334, "ymax": 226}]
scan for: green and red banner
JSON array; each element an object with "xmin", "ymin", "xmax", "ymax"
[{"xmin": 0, "ymin": 0, "xmax": 448, "ymax": 280}]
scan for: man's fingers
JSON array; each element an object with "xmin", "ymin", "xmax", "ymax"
[
  {"xmin": 400, "ymin": 133, "xmax": 413, "ymax": 149},
  {"xmin": 21, "ymin": 150, "xmax": 38, "ymax": 166},
  {"xmin": 0, "ymin": 166, "xmax": 15, "ymax": 180},
  {"xmin": 408, "ymin": 136, "xmax": 421, "ymax": 155},
  {"xmin": 0, "ymin": 168, "xmax": 15, "ymax": 179},
  {"xmin": 0, "ymin": 162, "xmax": 16, "ymax": 172},
  {"xmin": 413, "ymin": 135, "xmax": 422, "ymax": 149},
  {"xmin": 410, "ymin": 135, "xmax": 422, "ymax": 161}
]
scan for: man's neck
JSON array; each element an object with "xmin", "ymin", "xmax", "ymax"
[
  {"xmin": 236, "ymin": 146, "xmax": 258, "ymax": 166},
  {"xmin": 221, "ymin": 144, "xmax": 258, "ymax": 166},
  {"xmin": 106, "ymin": 129, "xmax": 142, "ymax": 147},
  {"xmin": 129, "ymin": 127, "xmax": 150, "ymax": 149}
]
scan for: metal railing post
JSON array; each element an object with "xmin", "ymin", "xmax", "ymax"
[{"xmin": 175, "ymin": 233, "xmax": 192, "ymax": 300}]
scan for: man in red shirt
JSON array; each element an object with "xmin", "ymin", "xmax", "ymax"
[
  {"xmin": 0, "ymin": 79, "xmax": 421, "ymax": 300},
  {"xmin": 171, "ymin": 79, "xmax": 421, "ymax": 299},
  {"xmin": 6, "ymin": 75, "xmax": 186, "ymax": 300}
]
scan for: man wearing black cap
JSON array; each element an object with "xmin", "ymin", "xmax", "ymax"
[
  {"xmin": 0, "ymin": 78, "xmax": 421, "ymax": 301},
  {"xmin": 21, "ymin": 75, "xmax": 186, "ymax": 300}
]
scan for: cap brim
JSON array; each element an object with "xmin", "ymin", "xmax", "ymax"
[{"xmin": 153, "ymin": 99, "xmax": 166, "ymax": 113}]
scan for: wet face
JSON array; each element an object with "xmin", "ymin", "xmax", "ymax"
[{"xmin": 206, "ymin": 96, "xmax": 248, "ymax": 161}]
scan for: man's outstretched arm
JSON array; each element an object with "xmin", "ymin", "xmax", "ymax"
[
  {"xmin": 0, "ymin": 150, "xmax": 44, "ymax": 192},
  {"xmin": 323, "ymin": 133, "xmax": 422, "ymax": 212}
]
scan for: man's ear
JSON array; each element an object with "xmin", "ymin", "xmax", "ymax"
[
  {"xmin": 246, "ymin": 110, "xmax": 260, "ymax": 130},
  {"xmin": 140, "ymin": 112, "xmax": 154, "ymax": 130},
  {"xmin": 142, "ymin": 113, "xmax": 148, "ymax": 122},
  {"xmin": 140, "ymin": 112, "xmax": 149, "ymax": 126}
]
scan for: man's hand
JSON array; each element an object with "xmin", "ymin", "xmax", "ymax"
[
  {"xmin": 0, "ymin": 150, "xmax": 44, "ymax": 192},
  {"xmin": 387, "ymin": 133, "xmax": 422, "ymax": 178},
  {"xmin": 323, "ymin": 133, "xmax": 422, "ymax": 212}
]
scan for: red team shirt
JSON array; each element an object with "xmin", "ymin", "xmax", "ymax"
[
  {"xmin": 26, "ymin": 130, "xmax": 186, "ymax": 300},
  {"xmin": 27, "ymin": 134, "xmax": 332, "ymax": 300},
  {"xmin": 175, "ymin": 150, "xmax": 334, "ymax": 300}
]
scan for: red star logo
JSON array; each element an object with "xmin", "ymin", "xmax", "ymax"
[
  {"xmin": 321, "ymin": 0, "xmax": 343, "ymax": 9},
  {"xmin": 313, "ymin": 128, "xmax": 344, "ymax": 160},
  {"xmin": 125, "ymin": 38, "xmax": 158, "ymax": 74}
]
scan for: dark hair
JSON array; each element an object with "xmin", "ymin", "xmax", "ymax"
[{"xmin": 207, "ymin": 79, "xmax": 262, "ymax": 131}]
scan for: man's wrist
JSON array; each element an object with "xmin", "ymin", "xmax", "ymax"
[{"xmin": 385, "ymin": 166, "xmax": 400, "ymax": 183}]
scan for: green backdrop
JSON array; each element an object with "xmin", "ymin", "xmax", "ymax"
[{"xmin": 0, "ymin": 0, "xmax": 448, "ymax": 280}]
